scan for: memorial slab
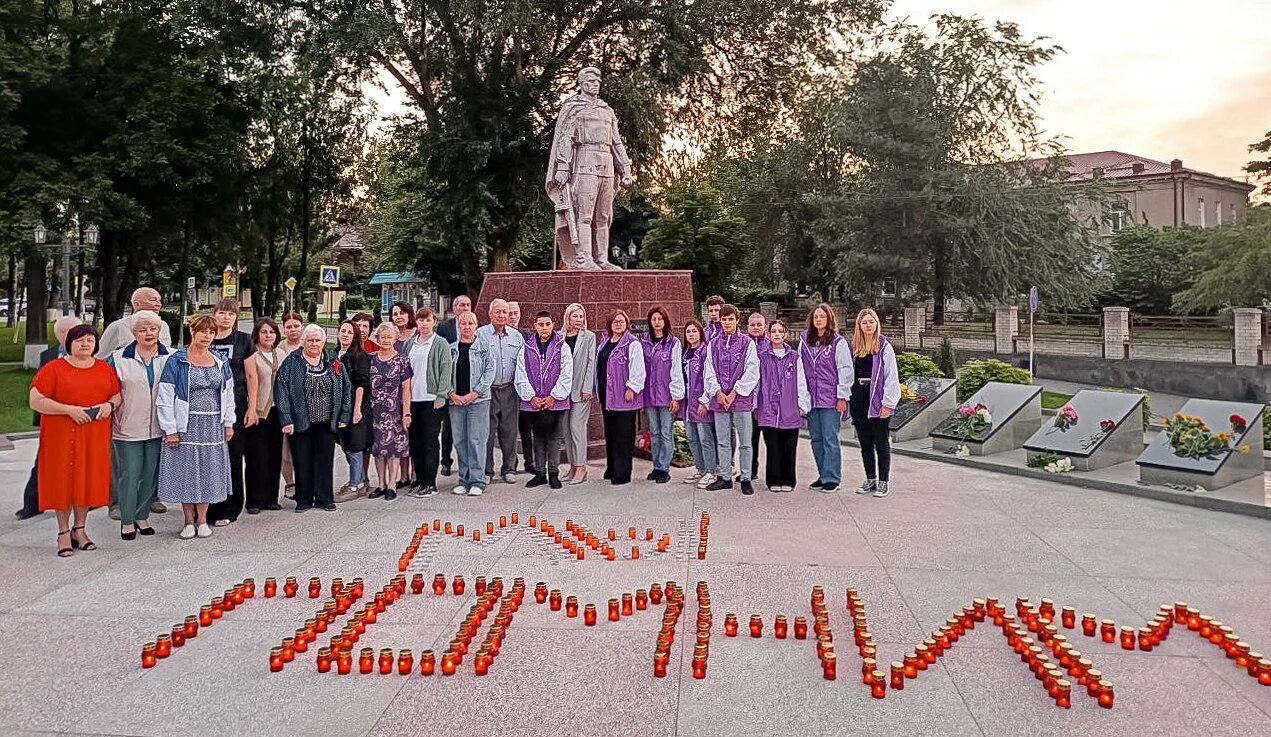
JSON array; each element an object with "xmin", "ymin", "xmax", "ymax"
[
  {"xmin": 891, "ymin": 377, "xmax": 957, "ymax": 442},
  {"xmin": 930, "ymin": 382, "xmax": 1042, "ymax": 456},
  {"xmin": 1135, "ymin": 399, "xmax": 1264, "ymax": 490},
  {"xmin": 1023, "ymin": 390, "xmax": 1145, "ymax": 471}
]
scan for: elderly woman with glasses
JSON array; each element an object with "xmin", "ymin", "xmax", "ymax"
[{"xmin": 274, "ymin": 324, "xmax": 352, "ymax": 512}]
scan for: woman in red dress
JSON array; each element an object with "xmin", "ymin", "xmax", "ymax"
[{"xmin": 29, "ymin": 324, "xmax": 121, "ymax": 557}]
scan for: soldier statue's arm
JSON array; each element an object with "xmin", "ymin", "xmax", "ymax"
[{"xmin": 611, "ymin": 115, "xmax": 633, "ymax": 188}]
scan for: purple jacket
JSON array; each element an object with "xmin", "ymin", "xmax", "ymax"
[
  {"xmin": 702, "ymin": 331, "xmax": 759, "ymax": 413},
  {"xmin": 597, "ymin": 331, "xmax": 646, "ymax": 411},
  {"xmin": 679, "ymin": 344, "xmax": 712, "ymax": 424},
  {"xmin": 800, "ymin": 331, "xmax": 849, "ymax": 410},
  {"xmin": 756, "ymin": 346, "xmax": 809, "ymax": 429},
  {"xmin": 516, "ymin": 332, "xmax": 572, "ymax": 412},
  {"xmin": 851, "ymin": 335, "xmax": 901, "ymax": 419},
  {"xmin": 704, "ymin": 321, "xmax": 723, "ymax": 344},
  {"xmin": 642, "ymin": 334, "xmax": 684, "ymax": 409}
]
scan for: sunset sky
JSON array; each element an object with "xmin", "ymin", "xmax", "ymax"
[
  {"xmin": 367, "ymin": 1, "xmax": 1269, "ymax": 184},
  {"xmin": 890, "ymin": 0, "xmax": 1270, "ymax": 181}
]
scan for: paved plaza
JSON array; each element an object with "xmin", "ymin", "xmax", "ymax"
[{"xmin": 0, "ymin": 436, "xmax": 1268, "ymax": 736}]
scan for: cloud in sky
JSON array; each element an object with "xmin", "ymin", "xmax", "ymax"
[{"xmin": 889, "ymin": 0, "xmax": 1271, "ymax": 181}]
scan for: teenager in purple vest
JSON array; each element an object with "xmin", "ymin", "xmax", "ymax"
[
  {"xmin": 642, "ymin": 307, "xmax": 685, "ymax": 484},
  {"xmin": 756, "ymin": 320, "xmax": 810, "ymax": 491},
  {"xmin": 800, "ymin": 303, "xmax": 852, "ymax": 491},
  {"xmin": 699, "ymin": 304, "xmax": 760, "ymax": 494},
  {"xmin": 848, "ymin": 308, "xmax": 901, "ymax": 498},
  {"xmin": 596, "ymin": 310, "xmax": 646, "ymax": 485},
  {"xmin": 703, "ymin": 295, "xmax": 725, "ymax": 343},
  {"xmin": 515, "ymin": 311, "xmax": 574, "ymax": 489},
  {"xmin": 680, "ymin": 320, "xmax": 718, "ymax": 488},
  {"xmin": 745, "ymin": 311, "xmax": 769, "ymax": 481}
]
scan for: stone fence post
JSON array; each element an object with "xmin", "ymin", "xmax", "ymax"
[
  {"xmin": 904, "ymin": 306, "xmax": 926, "ymax": 349},
  {"xmin": 1232, "ymin": 308, "xmax": 1263, "ymax": 366},
  {"xmin": 759, "ymin": 301, "xmax": 778, "ymax": 323},
  {"xmin": 832, "ymin": 304, "xmax": 849, "ymax": 334},
  {"xmin": 1103, "ymin": 307, "xmax": 1129, "ymax": 359},
  {"xmin": 994, "ymin": 306, "xmax": 1017, "ymax": 354}
]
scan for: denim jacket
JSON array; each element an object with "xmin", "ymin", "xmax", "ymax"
[{"xmin": 450, "ymin": 335, "xmax": 496, "ymax": 404}]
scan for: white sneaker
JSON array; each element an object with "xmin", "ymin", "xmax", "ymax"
[
  {"xmin": 696, "ymin": 473, "xmax": 717, "ymax": 489},
  {"xmin": 872, "ymin": 481, "xmax": 891, "ymax": 498},
  {"xmin": 452, "ymin": 485, "xmax": 468, "ymax": 496},
  {"xmin": 178, "ymin": 524, "xmax": 196, "ymax": 540},
  {"xmin": 467, "ymin": 486, "xmax": 484, "ymax": 496},
  {"xmin": 683, "ymin": 471, "xmax": 702, "ymax": 485},
  {"xmin": 855, "ymin": 480, "xmax": 876, "ymax": 495},
  {"xmin": 196, "ymin": 523, "xmax": 213, "ymax": 538}
]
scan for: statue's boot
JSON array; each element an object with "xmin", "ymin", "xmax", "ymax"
[
  {"xmin": 573, "ymin": 255, "xmax": 599, "ymax": 270},
  {"xmin": 595, "ymin": 258, "xmax": 622, "ymax": 271}
]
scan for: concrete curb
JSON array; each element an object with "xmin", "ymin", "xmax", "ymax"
[{"xmin": 812, "ymin": 431, "xmax": 1269, "ymax": 520}]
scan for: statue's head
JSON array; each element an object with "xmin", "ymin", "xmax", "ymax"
[{"xmin": 578, "ymin": 66, "xmax": 601, "ymax": 96}]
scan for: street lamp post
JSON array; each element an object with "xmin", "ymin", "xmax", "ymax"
[
  {"xmin": 610, "ymin": 241, "xmax": 638, "ymax": 269},
  {"xmin": 34, "ymin": 221, "xmax": 98, "ymax": 317}
]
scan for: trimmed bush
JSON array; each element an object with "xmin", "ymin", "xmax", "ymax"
[
  {"xmin": 306, "ymin": 303, "xmax": 317, "ymax": 324},
  {"xmin": 896, "ymin": 352, "xmax": 943, "ymax": 381},
  {"xmin": 955, "ymin": 358, "xmax": 1030, "ymax": 401},
  {"xmin": 935, "ymin": 337, "xmax": 956, "ymax": 379}
]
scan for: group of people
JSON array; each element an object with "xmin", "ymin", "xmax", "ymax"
[{"xmin": 21, "ymin": 286, "xmax": 901, "ymax": 558}]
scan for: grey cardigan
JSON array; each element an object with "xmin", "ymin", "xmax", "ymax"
[{"xmin": 565, "ymin": 330, "xmax": 597, "ymax": 402}]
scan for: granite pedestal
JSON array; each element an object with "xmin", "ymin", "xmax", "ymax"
[
  {"xmin": 1023, "ymin": 390, "xmax": 1145, "ymax": 471},
  {"xmin": 477, "ymin": 270, "xmax": 696, "ymax": 459},
  {"xmin": 930, "ymin": 382, "xmax": 1042, "ymax": 456},
  {"xmin": 890, "ymin": 377, "xmax": 957, "ymax": 442},
  {"xmin": 1136, "ymin": 399, "xmax": 1265, "ymax": 490}
]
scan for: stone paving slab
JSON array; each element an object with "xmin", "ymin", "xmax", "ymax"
[{"xmin": 0, "ymin": 437, "xmax": 1267, "ymax": 736}]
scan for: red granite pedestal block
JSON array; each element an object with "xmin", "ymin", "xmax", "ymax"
[{"xmin": 477, "ymin": 270, "xmax": 696, "ymax": 459}]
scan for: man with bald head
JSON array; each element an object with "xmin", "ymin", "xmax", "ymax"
[
  {"xmin": 15, "ymin": 316, "xmax": 83, "ymax": 520},
  {"xmin": 97, "ymin": 287, "xmax": 172, "ymax": 355},
  {"xmin": 476, "ymin": 298, "xmax": 525, "ymax": 484}
]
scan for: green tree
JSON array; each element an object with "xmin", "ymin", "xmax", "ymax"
[
  {"xmin": 1246, "ymin": 130, "xmax": 1271, "ymax": 198},
  {"xmin": 1103, "ymin": 226, "xmax": 1206, "ymax": 313},
  {"xmin": 308, "ymin": 0, "xmax": 887, "ymax": 285},
  {"xmin": 1173, "ymin": 205, "xmax": 1271, "ymax": 311},
  {"xmin": 640, "ymin": 181, "xmax": 747, "ymax": 301}
]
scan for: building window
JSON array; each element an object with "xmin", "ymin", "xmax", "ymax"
[
  {"xmin": 1108, "ymin": 204, "xmax": 1129, "ymax": 232},
  {"xmin": 1231, "ymin": 203, "xmax": 1237, "ymax": 222},
  {"xmin": 1214, "ymin": 200, "xmax": 1222, "ymax": 225},
  {"xmin": 1198, "ymin": 198, "xmax": 1206, "ymax": 227}
]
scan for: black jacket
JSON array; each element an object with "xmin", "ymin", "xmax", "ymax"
[
  {"xmin": 437, "ymin": 317, "xmax": 458, "ymax": 343},
  {"xmin": 32, "ymin": 344, "xmax": 60, "ymax": 427}
]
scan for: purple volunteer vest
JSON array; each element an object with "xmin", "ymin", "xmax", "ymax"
[
  {"xmin": 756, "ymin": 347, "xmax": 802, "ymax": 429},
  {"xmin": 642, "ymin": 334, "xmax": 679, "ymax": 409},
  {"xmin": 708, "ymin": 332, "xmax": 755, "ymax": 413},
  {"xmin": 598, "ymin": 331, "xmax": 643, "ymax": 411},
  {"xmin": 704, "ymin": 321, "xmax": 723, "ymax": 344},
  {"xmin": 680, "ymin": 344, "xmax": 712, "ymax": 424},
  {"xmin": 800, "ymin": 331, "xmax": 843, "ymax": 410},
  {"xmin": 850, "ymin": 334, "xmax": 894, "ymax": 419},
  {"xmin": 520, "ymin": 333, "xmax": 570, "ymax": 412}
]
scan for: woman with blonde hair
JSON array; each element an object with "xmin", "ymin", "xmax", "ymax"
[
  {"xmin": 560, "ymin": 303, "xmax": 596, "ymax": 484},
  {"xmin": 847, "ymin": 308, "xmax": 900, "ymax": 498}
]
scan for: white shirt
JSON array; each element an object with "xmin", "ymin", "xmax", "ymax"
[
  {"xmin": 699, "ymin": 332, "xmax": 759, "ymax": 406},
  {"xmin": 408, "ymin": 334, "xmax": 438, "ymax": 402},
  {"xmin": 96, "ymin": 314, "xmax": 173, "ymax": 356}
]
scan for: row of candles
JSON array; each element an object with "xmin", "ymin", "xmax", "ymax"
[
  {"xmin": 536, "ymin": 581, "xmax": 667, "ymax": 623},
  {"xmin": 1169, "ymin": 602, "xmax": 1270, "ymax": 685},
  {"xmin": 691, "ymin": 582, "xmax": 712, "ymax": 678},
  {"xmin": 652, "ymin": 583, "xmax": 686, "ymax": 677},
  {"xmin": 697, "ymin": 512, "xmax": 710, "ymax": 560},
  {"xmin": 999, "ymin": 598, "xmax": 1104, "ymax": 708},
  {"xmin": 141, "ymin": 577, "xmax": 258, "ymax": 668},
  {"xmin": 271, "ymin": 577, "xmax": 368, "ymax": 672}
]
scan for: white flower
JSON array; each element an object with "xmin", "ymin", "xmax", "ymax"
[
  {"xmin": 1043, "ymin": 457, "xmax": 1073, "ymax": 474},
  {"xmin": 976, "ymin": 408, "xmax": 992, "ymax": 423}
]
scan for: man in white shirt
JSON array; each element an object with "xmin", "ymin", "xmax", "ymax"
[
  {"xmin": 476, "ymin": 299, "xmax": 525, "ymax": 483},
  {"xmin": 406, "ymin": 307, "xmax": 453, "ymax": 496},
  {"xmin": 97, "ymin": 287, "xmax": 172, "ymax": 355}
]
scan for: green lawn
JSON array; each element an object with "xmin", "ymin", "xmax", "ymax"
[
  {"xmin": 0, "ymin": 365, "xmax": 35, "ymax": 434},
  {"xmin": 0, "ymin": 322, "xmax": 56, "ymax": 363},
  {"xmin": 1041, "ymin": 390, "xmax": 1073, "ymax": 411}
]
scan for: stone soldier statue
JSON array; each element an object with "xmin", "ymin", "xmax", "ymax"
[{"xmin": 546, "ymin": 66, "xmax": 634, "ymax": 270}]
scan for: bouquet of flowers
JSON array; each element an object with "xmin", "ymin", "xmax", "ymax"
[
  {"xmin": 954, "ymin": 402, "xmax": 992, "ymax": 439},
  {"xmin": 1163, "ymin": 413, "xmax": 1251, "ymax": 459},
  {"xmin": 1099, "ymin": 419, "xmax": 1116, "ymax": 433},
  {"xmin": 1055, "ymin": 404, "xmax": 1078, "ymax": 431},
  {"xmin": 1043, "ymin": 457, "xmax": 1074, "ymax": 474}
]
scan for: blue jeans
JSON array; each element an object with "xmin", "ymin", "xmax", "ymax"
[
  {"xmin": 646, "ymin": 407, "xmax": 675, "ymax": 472},
  {"xmin": 686, "ymin": 420, "xmax": 717, "ymax": 474},
  {"xmin": 451, "ymin": 401, "xmax": 491, "ymax": 490},
  {"xmin": 713, "ymin": 411, "xmax": 753, "ymax": 481},
  {"xmin": 344, "ymin": 450, "xmax": 365, "ymax": 488},
  {"xmin": 807, "ymin": 408, "xmax": 842, "ymax": 485}
]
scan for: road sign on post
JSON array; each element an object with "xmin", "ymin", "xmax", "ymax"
[
  {"xmin": 319, "ymin": 266, "xmax": 340, "ymax": 288},
  {"xmin": 1028, "ymin": 286, "xmax": 1038, "ymax": 379},
  {"xmin": 222, "ymin": 265, "xmax": 237, "ymax": 298}
]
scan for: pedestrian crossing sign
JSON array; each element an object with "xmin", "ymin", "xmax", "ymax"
[{"xmin": 319, "ymin": 265, "xmax": 340, "ymax": 288}]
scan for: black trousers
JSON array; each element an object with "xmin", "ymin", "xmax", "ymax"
[
  {"xmin": 19, "ymin": 459, "xmax": 39, "ymax": 515},
  {"xmin": 761, "ymin": 427, "xmax": 799, "ymax": 487},
  {"xmin": 850, "ymin": 405, "xmax": 891, "ymax": 482},
  {"xmin": 750, "ymin": 413, "xmax": 763, "ymax": 479},
  {"xmin": 602, "ymin": 409, "xmax": 637, "ymax": 485},
  {"xmin": 290, "ymin": 424, "xmax": 337, "ymax": 507},
  {"xmin": 518, "ymin": 411, "xmax": 536, "ymax": 474},
  {"xmin": 409, "ymin": 400, "xmax": 446, "ymax": 488},
  {"xmin": 441, "ymin": 410, "xmax": 453, "ymax": 468},
  {"xmin": 244, "ymin": 408, "xmax": 283, "ymax": 509},
  {"xmin": 208, "ymin": 421, "xmax": 246, "ymax": 523},
  {"xmin": 528, "ymin": 410, "xmax": 564, "ymax": 479}
]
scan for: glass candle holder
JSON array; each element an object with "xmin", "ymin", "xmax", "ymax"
[
  {"xmin": 584, "ymin": 604, "xmax": 597, "ymax": 626},
  {"xmin": 549, "ymin": 589, "xmax": 562, "ymax": 611},
  {"xmin": 749, "ymin": 615, "xmax": 763, "ymax": 638},
  {"xmin": 419, "ymin": 649, "xmax": 435, "ymax": 675},
  {"xmin": 774, "ymin": 615, "xmax": 788, "ymax": 639},
  {"xmin": 1099, "ymin": 620, "xmax": 1115, "ymax": 643},
  {"xmin": 889, "ymin": 662, "xmax": 905, "ymax": 690},
  {"xmin": 336, "ymin": 651, "xmax": 352, "ymax": 675},
  {"xmin": 653, "ymin": 652, "xmax": 669, "ymax": 678},
  {"xmin": 183, "ymin": 615, "xmax": 199, "ymax": 639},
  {"xmin": 284, "ymin": 577, "xmax": 298, "ymax": 598},
  {"xmin": 1119, "ymin": 627, "xmax": 1135, "ymax": 650},
  {"xmin": 307, "ymin": 577, "xmax": 320, "ymax": 598},
  {"xmin": 170, "ymin": 624, "xmax": 186, "ymax": 648},
  {"xmin": 141, "ymin": 643, "xmax": 157, "ymax": 669},
  {"xmin": 269, "ymin": 647, "xmax": 285, "ymax": 673},
  {"xmin": 1097, "ymin": 680, "xmax": 1114, "ymax": 709},
  {"xmin": 636, "ymin": 589, "xmax": 648, "ymax": 610},
  {"xmin": 316, "ymin": 647, "xmax": 332, "ymax": 673},
  {"xmin": 1257, "ymin": 659, "xmax": 1271, "ymax": 686},
  {"xmin": 566, "ymin": 596, "xmax": 579, "ymax": 618},
  {"xmin": 914, "ymin": 645, "xmax": 930, "ymax": 670},
  {"xmin": 608, "ymin": 599, "xmax": 621, "ymax": 622},
  {"xmin": 622, "ymin": 593, "xmax": 634, "ymax": 617},
  {"xmin": 154, "ymin": 635, "xmax": 172, "ymax": 659},
  {"xmin": 794, "ymin": 616, "xmax": 808, "ymax": 640},
  {"xmin": 1245, "ymin": 653, "xmax": 1264, "ymax": 677},
  {"xmin": 440, "ymin": 652, "xmax": 458, "ymax": 676},
  {"xmin": 903, "ymin": 653, "xmax": 919, "ymax": 679},
  {"xmin": 397, "ymin": 650, "xmax": 413, "ymax": 675},
  {"xmin": 535, "ymin": 582, "xmax": 548, "ymax": 604},
  {"xmin": 723, "ymin": 614, "xmax": 739, "ymax": 637},
  {"xmin": 453, "ymin": 576, "xmax": 466, "ymax": 596},
  {"xmin": 822, "ymin": 651, "xmax": 836, "ymax": 680},
  {"xmin": 263, "ymin": 577, "xmax": 277, "ymax": 598}
]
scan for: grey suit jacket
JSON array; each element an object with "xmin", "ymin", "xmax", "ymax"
[{"xmin": 566, "ymin": 330, "xmax": 597, "ymax": 402}]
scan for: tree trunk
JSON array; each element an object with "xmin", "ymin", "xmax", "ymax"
[
  {"xmin": 5, "ymin": 253, "xmax": 14, "ymax": 328},
  {"xmin": 297, "ymin": 121, "xmax": 312, "ymax": 298},
  {"xmin": 23, "ymin": 252, "xmax": 48, "ymax": 344},
  {"xmin": 931, "ymin": 239, "xmax": 947, "ymax": 326}
]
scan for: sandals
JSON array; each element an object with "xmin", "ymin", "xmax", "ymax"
[
  {"xmin": 57, "ymin": 529, "xmax": 74, "ymax": 558},
  {"xmin": 72, "ymin": 525, "xmax": 97, "ymax": 551}
]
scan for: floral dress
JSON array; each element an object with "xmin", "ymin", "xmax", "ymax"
[{"xmin": 369, "ymin": 352, "xmax": 413, "ymax": 458}]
